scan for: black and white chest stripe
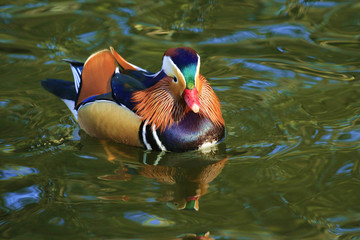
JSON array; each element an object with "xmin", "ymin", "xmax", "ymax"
[
  {"xmin": 139, "ymin": 120, "xmax": 167, "ymax": 151},
  {"xmin": 138, "ymin": 115, "xmax": 224, "ymax": 152}
]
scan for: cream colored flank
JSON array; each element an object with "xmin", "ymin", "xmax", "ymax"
[{"xmin": 77, "ymin": 101, "xmax": 142, "ymax": 147}]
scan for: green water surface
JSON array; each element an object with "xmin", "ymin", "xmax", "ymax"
[{"xmin": 1, "ymin": 0, "xmax": 360, "ymax": 239}]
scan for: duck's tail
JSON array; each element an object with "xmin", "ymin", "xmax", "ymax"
[
  {"xmin": 63, "ymin": 59, "xmax": 83, "ymax": 94},
  {"xmin": 41, "ymin": 78, "xmax": 78, "ymax": 120}
]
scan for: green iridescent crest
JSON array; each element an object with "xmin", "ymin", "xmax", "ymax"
[{"xmin": 181, "ymin": 64, "xmax": 197, "ymax": 90}]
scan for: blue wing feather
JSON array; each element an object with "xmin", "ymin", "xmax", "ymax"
[
  {"xmin": 111, "ymin": 73, "xmax": 145, "ymax": 110},
  {"xmin": 122, "ymin": 69, "xmax": 166, "ymax": 88}
]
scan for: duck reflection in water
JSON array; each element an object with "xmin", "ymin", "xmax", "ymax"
[
  {"xmin": 140, "ymin": 154, "xmax": 227, "ymax": 211},
  {"xmin": 173, "ymin": 231, "xmax": 215, "ymax": 240},
  {"xmin": 95, "ymin": 140, "xmax": 227, "ymax": 211}
]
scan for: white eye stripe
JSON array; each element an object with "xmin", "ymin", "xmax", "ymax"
[
  {"xmin": 162, "ymin": 56, "xmax": 186, "ymax": 85},
  {"xmin": 162, "ymin": 55, "xmax": 200, "ymax": 88},
  {"xmin": 195, "ymin": 54, "xmax": 200, "ymax": 87}
]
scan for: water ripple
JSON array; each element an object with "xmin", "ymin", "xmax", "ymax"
[
  {"xmin": 201, "ymin": 23, "xmax": 313, "ymax": 44},
  {"xmin": 124, "ymin": 211, "xmax": 175, "ymax": 227},
  {"xmin": 1, "ymin": 0, "xmax": 360, "ymax": 239},
  {"xmin": 0, "ymin": 165, "xmax": 39, "ymax": 180},
  {"xmin": 2, "ymin": 185, "xmax": 41, "ymax": 211}
]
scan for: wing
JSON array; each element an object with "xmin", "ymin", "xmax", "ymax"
[
  {"xmin": 111, "ymin": 72, "xmax": 146, "ymax": 110},
  {"xmin": 76, "ymin": 49, "xmax": 116, "ymax": 108},
  {"xmin": 59, "ymin": 47, "xmax": 168, "ymax": 114},
  {"xmin": 110, "ymin": 46, "xmax": 166, "ymax": 88}
]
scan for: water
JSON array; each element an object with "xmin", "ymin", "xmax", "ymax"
[{"xmin": 1, "ymin": 0, "xmax": 360, "ymax": 239}]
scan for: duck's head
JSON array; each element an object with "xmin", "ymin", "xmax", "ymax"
[
  {"xmin": 162, "ymin": 47, "xmax": 200, "ymax": 113},
  {"xmin": 133, "ymin": 46, "xmax": 223, "ymax": 132}
]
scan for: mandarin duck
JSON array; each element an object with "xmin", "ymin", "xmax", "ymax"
[{"xmin": 41, "ymin": 47, "xmax": 225, "ymax": 152}]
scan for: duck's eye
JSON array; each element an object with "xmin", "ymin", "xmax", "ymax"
[{"xmin": 173, "ymin": 77, "xmax": 178, "ymax": 83}]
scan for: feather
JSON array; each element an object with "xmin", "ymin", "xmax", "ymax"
[
  {"xmin": 63, "ymin": 59, "xmax": 83, "ymax": 93},
  {"xmin": 76, "ymin": 50, "xmax": 116, "ymax": 107},
  {"xmin": 198, "ymin": 74, "xmax": 225, "ymax": 128},
  {"xmin": 132, "ymin": 74, "xmax": 224, "ymax": 132},
  {"xmin": 132, "ymin": 76, "xmax": 188, "ymax": 132},
  {"xmin": 110, "ymin": 46, "xmax": 147, "ymax": 72},
  {"xmin": 41, "ymin": 78, "xmax": 78, "ymax": 119}
]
